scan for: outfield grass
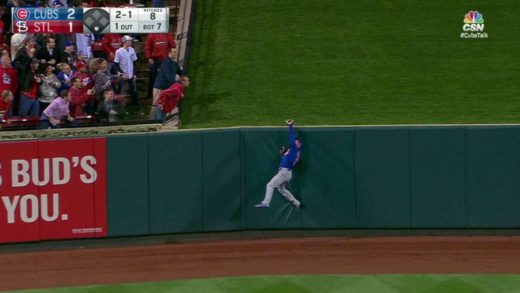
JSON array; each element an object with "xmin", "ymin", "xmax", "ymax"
[
  {"xmin": 21, "ymin": 275, "xmax": 520, "ymax": 292},
  {"xmin": 182, "ymin": 0, "xmax": 520, "ymax": 128}
]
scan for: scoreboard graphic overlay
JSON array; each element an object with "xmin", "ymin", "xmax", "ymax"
[{"xmin": 12, "ymin": 7, "xmax": 169, "ymax": 34}]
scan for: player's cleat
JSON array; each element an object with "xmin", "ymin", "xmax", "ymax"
[
  {"xmin": 292, "ymin": 200, "xmax": 301, "ymax": 208},
  {"xmin": 255, "ymin": 203, "xmax": 270, "ymax": 208}
]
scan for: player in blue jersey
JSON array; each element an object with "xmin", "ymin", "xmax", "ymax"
[{"xmin": 256, "ymin": 119, "xmax": 303, "ymax": 208}]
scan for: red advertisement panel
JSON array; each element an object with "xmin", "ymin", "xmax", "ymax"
[
  {"xmin": 0, "ymin": 138, "xmax": 107, "ymax": 243},
  {"xmin": 93, "ymin": 138, "xmax": 107, "ymax": 237},
  {"xmin": 0, "ymin": 142, "xmax": 40, "ymax": 243}
]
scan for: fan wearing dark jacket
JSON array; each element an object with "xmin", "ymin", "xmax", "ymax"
[{"xmin": 36, "ymin": 37, "xmax": 60, "ymax": 65}]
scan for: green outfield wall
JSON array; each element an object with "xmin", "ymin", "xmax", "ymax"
[{"xmin": 106, "ymin": 126, "xmax": 520, "ymax": 237}]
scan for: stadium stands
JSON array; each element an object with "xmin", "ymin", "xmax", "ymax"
[{"xmin": 0, "ymin": 0, "xmax": 182, "ymax": 131}]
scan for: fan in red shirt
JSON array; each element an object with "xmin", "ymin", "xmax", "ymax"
[
  {"xmin": 69, "ymin": 76, "xmax": 95, "ymax": 117},
  {"xmin": 72, "ymin": 61, "xmax": 93, "ymax": 91},
  {"xmin": 101, "ymin": 34, "xmax": 122, "ymax": 63},
  {"xmin": 72, "ymin": 61, "xmax": 96, "ymax": 114},
  {"xmin": 145, "ymin": 33, "xmax": 176, "ymax": 61},
  {"xmin": 154, "ymin": 76, "xmax": 190, "ymax": 122},
  {"xmin": 0, "ymin": 54, "xmax": 18, "ymax": 96}
]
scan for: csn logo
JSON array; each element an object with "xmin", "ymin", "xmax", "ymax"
[
  {"xmin": 460, "ymin": 11, "xmax": 488, "ymax": 39},
  {"xmin": 463, "ymin": 11, "xmax": 484, "ymax": 31}
]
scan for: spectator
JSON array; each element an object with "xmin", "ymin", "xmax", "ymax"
[
  {"xmin": 151, "ymin": 47, "xmax": 183, "ymax": 117},
  {"xmin": 75, "ymin": 52, "xmax": 87, "ymax": 68},
  {"xmin": 10, "ymin": 33, "xmax": 29, "ymax": 62},
  {"xmin": 91, "ymin": 34, "xmax": 104, "ymax": 59},
  {"xmin": 39, "ymin": 63, "xmax": 61, "ymax": 114},
  {"xmin": 154, "ymin": 75, "xmax": 190, "ymax": 122},
  {"xmin": 0, "ymin": 54, "xmax": 18, "ymax": 99},
  {"xmin": 34, "ymin": 33, "xmax": 50, "ymax": 49},
  {"xmin": 72, "ymin": 61, "xmax": 96, "ymax": 114},
  {"xmin": 96, "ymin": 88, "xmax": 122, "ymax": 123},
  {"xmin": 56, "ymin": 63, "xmax": 75, "ymax": 93},
  {"xmin": 72, "ymin": 61, "xmax": 92, "ymax": 85},
  {"xmin": 14, "ymin": 40, "xmax": 37, "ymax": 115},
  {"xmin": 36, "ymin": 36, "xmax": 60, "ymax": 65},
  {"xmin": 18, "ymin": 58, "xmax": 41, "ymax": 117},
  {"xmin": 69, "ymin": 76, "xmax": 94, "ymax": 117},
  {"xmin": 76, "ymin": 2, "xmax": 95, "ymax": 59},
  {"xmin": 0, "ymin": 89, "xmax": 14, "ymax": 118},
  {"xmin": 101, "ymin": 33, "xmax": 122, "ymax": 63},
  {"xmin": 59, "ymin": 41, "xmax": 78, "ymax": 67},
  {"xmin": 88, "ymin": 56, "xmax": 100, "ymax": 74},
  {"xmin": 75, "ymin": 33, "xmax": 94, "ymax": 60},
  {"xmin": 2, "ymin": 0, "xmax": 20, "ymax": 38},
  {"xmin": 110, "ymin": 57, "xmax": 123, "ymax": 94},
  {"xmin": 114, "ymin": 35, "xmax": 138, "ymax": 106},
  {"xmin": 14, "ymin": 40, "xmax": 36, "ymax": 72},
  {"xmin": 48, "ymin": 0, "xmax": 66, "ymax": 7},
  {"xmin": 55, "ymin": 34, "xmax": 75, "ymax": 55},
  {"xmin": 93, "ymin": 58, "xmax": 115, "ymax": 101},
  {"xmin": 152, "ymin": 0, "xmax": 165, "ymax": 7},
  {"xmin": 0, "ymin": 8, "xmax": 6, "ymax": 50},
  {"xmin": 145, "ymin": 32, "xmax": 176, "ymax": 99},
  {"xmin": 40, "ymin": 89, "xmax": 74, "ymax": 129}
]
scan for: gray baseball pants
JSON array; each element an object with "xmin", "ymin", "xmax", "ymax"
[{"xmin": 261, "ymin": 168, "xmax": 300, "ymax": 206}]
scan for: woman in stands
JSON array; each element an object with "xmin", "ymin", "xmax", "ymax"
[{"xmin": 39, "ymin": 63, "xmax": 61, "ymax": 115}]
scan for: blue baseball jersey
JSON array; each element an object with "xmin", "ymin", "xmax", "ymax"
[{"xmin": 279, "ymin": 125, "xmax": 302, "ymax": 170}]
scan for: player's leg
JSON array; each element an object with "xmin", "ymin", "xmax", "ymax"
[
  {"xmin": 255, "ymin": 171, "xmax": 284, "ymax": 207},
  {"xmin": 276, "ymin": 172, "xmax": 301, "ymax": 207}
]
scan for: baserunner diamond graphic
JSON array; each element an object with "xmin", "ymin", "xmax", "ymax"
[{"xmin": 83, "ymin": 8, "xmax": 110, "ymax": 33}]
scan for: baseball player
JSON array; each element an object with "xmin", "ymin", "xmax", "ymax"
[{"xmin": 255, "ymin": 119, "xmax": 303, "ymax": 208}]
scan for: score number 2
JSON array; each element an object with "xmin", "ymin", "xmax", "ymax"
[{"xmin": 67, "ymin": 8, "xmax": 75, "ymax": 19}]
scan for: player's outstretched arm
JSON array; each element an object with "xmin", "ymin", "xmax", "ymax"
[{"xmin": 286, "ymin": 119, "xmax": 295, "ymax": 145}]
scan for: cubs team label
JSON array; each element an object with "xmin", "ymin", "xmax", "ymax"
[{"xmin": 0, "ymin": 138, "xmax": 107, "ymax": 243}]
